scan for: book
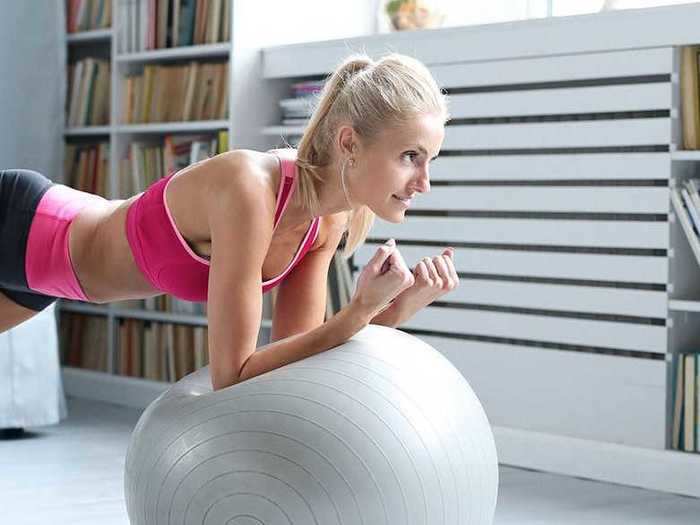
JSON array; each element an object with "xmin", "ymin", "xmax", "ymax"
[
  {"xmin": 672, "ymin": 353, "xmax": 685, "ymax": 450},
  {"xmin": 681, "ymin": 46, "xmax": 700, "ymax": 150},
  {"xmin": 684, "ymin": 353, "xmax": 696, "ymax": 452}
]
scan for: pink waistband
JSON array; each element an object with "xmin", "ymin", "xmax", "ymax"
[{"xmin": 25, "ymin": 185, "xmax": 104, "ymax": 301}]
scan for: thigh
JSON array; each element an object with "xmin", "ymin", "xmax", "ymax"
[{"xmin": 0, "ymin": 288, "xmax": 53, "ymax": 333}]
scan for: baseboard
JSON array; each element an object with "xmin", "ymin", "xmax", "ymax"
[
  {"xmin": 494, "ymin": 426, "xmax": 700, "ymax": 498},
  {"xmin": 61, "ymin": 367, "xmax": 700, "ymax": 498},
  {"xmin": 61, "ymin": 366, "xmax": 169, "ymax": 409}
]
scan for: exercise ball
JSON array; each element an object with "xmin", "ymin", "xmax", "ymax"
[{"xmin": 124, "ymin": 324, "xmax": 498, "ymax": 525}]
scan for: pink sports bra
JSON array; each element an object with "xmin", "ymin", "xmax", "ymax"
[{"xmin": 125, "ymin": 150, "xmax": 321, "ymax": 302}]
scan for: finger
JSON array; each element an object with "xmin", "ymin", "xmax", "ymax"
[
  {"xmin": 369, "ymin": 239, "xmax": 396, "ymax": 273},
  {"xmin": 433, "ymin": 255, "xmax": 451, "ymax": 287},
  {"xmin": 444, "ymin": 253, "xmax": 459, "ymax": 283},
  {"xmin": 415, "ymin": 260, "xmax": 430, "ymax": 283},
  {"xmin": 442, "ymin": 246, "xmax": 455, "ymax": 259},
  {"xmin": 425, "ymin": 257, "xmax": 443, "ymax": 287}
]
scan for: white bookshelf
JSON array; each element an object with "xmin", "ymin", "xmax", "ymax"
[
  {"xmin": 59, "ymin": 1, "xmax": 281, "ymax": 395},
  {"xmin": 260, "ymin": 3, "xmax": 700, "ymax": 497}
]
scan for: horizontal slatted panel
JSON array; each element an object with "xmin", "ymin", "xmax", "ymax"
[
  {"xmin": 413, "ymin": 186, "xmax": 669, "ymax": 214},
  {"xmin": 447, "ymin": 84, "xmax": 671, "ymax": 119},
  {"xmin": 429, "ymin": 153, "xmax": 670, "ymax": 181},
  {"xmin": 443, "ymin": 118, "xmax": 670, "ymax": 150},
  {"xmin": 430, "ymin": 48, "xmax": 672, "ymax": 88},
  {"xmin": 355, "ymin": 244, "xmax": 668, "ymax": 284},
  {"xmin": 419, "ymin": 335, "xmax": 666, "ymax": 448},
  {"xmin": 370, "ymin": 217, "xmax": 668, "ymax": 249},
  {"xmin": 402, "ymin": 306, "xmax": 666, "ymax": 354},
  {"xmin": 351, "ymin": 270, "xmax": 666, "ymax": 318}
]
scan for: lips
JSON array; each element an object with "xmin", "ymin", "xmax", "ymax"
[{"xmin": 392, "ymin": 194, "xmax": 412, "ymax": 206}]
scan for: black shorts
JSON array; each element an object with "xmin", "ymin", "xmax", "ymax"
[{"xmin": 0, "ymin": 169, "xmax": 57, "ymax": 312}]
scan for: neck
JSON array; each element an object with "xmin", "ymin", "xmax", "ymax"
[{"xmin": 282, "ymin": 158, "xmax": 354, "ymax": 230}]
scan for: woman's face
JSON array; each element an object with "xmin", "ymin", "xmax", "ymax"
[{"xmin": 355, "ymin": 113, "xmax": 445, "ymax": 223}]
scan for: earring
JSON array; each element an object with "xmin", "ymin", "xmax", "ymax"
[
  {"xmin": 340, "ymin": 157, "xmax": 353, "ymax": 208},
  {"xmin": 349, "ymin": 158, "xmax": 355, "ymax": 167}
]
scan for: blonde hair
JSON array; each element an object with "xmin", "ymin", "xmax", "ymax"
[{"xmin": 294, "ymin": 52, "xmax": 449, "ymax": 259}]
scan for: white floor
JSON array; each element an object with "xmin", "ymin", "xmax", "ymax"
[{"xmin": 1, "ymin": 397, "xmax": 699, "ymax": 525}]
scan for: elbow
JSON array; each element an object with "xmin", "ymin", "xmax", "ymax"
[{"xmin": 211, "ymin": 353, "xmax": 254, "ymax": 391}]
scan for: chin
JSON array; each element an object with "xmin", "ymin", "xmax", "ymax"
[{"xmin": 375, "ymin": 209, "xmax": 407, "ymax": 224}]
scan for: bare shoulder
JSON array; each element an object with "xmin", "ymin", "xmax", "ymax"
[
  {"xmin": 206, "ymin": 150, "xmax": 271, "ymax": 196},
  {"xmin": 203, "ymin": 149, "xmax": 278, "ymax": 219}
]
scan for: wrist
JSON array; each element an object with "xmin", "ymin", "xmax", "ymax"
[
  {"xmin": 343, "ymin": 298, "xmax": 375, "ymax": 331},
  {"xmin": 369, "ymin": 302, "xmax": 401, "ymax": 327}
]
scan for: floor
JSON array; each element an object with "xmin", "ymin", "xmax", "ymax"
[{"xmin": 1, "ymin": 398, "xmax": 699, "ymax": 525}]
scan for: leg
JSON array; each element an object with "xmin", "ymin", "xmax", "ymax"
[{"xmin": 0, "ymin": 288, "xmax": 52, "ymax": 333}]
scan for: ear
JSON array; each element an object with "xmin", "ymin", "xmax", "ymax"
[{"xmin": 336, "ymin": 124, "xmax": 357, "ymax": 158}]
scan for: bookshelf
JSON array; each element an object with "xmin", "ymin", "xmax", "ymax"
[
  {"xmin": 59, "ymin": 0, "xmax": 358, "ymax": 405},
  {"xmin": 260, "ymin": 3, "xmax": 700, "ymax": 497},
  {"xmin": 60, "ymin": 0, "xmax": 252, "ymax": 398}
]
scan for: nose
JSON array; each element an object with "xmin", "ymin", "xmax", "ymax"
[{"xmin": 416, "ymin": 166, "xmax": 430, "ymax": 193}]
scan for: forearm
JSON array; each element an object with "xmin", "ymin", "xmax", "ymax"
[{"xmin": 229, "ymin": 302, "xmax": 370, "ymax": 388}]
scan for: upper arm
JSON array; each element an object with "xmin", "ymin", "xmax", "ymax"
[
  {"xmin": 205, "ymin": 154, "xmax": 274, "ymax": 390},
  {"xmin": 270, "ymin": 213, "xmax": 347, "ymax": 342}
]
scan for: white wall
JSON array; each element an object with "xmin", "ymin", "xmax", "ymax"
[{"xmin": 229, "ymin": 0, "xmax": 378, "ymax": 150}]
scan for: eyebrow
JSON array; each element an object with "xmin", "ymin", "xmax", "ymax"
[{"xmin": 414, "ymin": 145, "xmax": 439, "ymax": 160}]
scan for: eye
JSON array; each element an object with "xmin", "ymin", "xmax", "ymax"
[{"xmin": 402, "ymin": 151, "xmax": 419, "ymax": 163}]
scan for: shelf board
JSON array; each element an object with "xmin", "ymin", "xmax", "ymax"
[
  {"xmin": 58, "ymin": 301, "xmax": 273, "ymax": 329},
  {"xmin": 64, "ymin": 126, "xmax": 112, "ymax": 136},
  {"xmin": 671, "ymin": 150, "xmax": 700, "ymax": 161},
  {"xmin": 669, "ymin": 299, "xmax": 700, "ymax": 312},
  {"xmin": 113, "ymin": 308, "xmax": 208, "ymax": 325},
  {"xmin": 111, "ymin": 308, "xmax": 273, "ymax": 329},
  {"xmin": 66, "ymin": 28, "xmax": 112, "ymax": 44},
  {"xmin": 58, "ymin": 301, "xmax": 111, "ymax": 316},
  {"xmin": 62, "ymin": 366, "xmax": 170, "ymax": 409},
  {"xmin": 262, "ymin": 125, "xmax": 306, "ymax": 136},
  {"xmin": 117, "ymin": 120, "xmax": 229, "ymax": 134},
  {"xmin": 116, "ymin": 42, "xmax": 230, "ymax": 63}
]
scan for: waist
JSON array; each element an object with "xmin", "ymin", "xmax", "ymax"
[
  {"xmin": 25, "ymin": 185, "xmax": 107, "ymax": 301},
  {"xmin": 125, "ymin": 177, "xmax": 210, "ymax": 302}
]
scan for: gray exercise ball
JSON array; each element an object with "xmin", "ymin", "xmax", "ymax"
[{"xmin": 124, "ymin": 324, "xmax": 498, "ymax": 525}]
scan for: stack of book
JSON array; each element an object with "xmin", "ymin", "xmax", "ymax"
[
  {"xmin": 117, "ymin": 319, "xmax": 209, "ymax": 382},
  {"xmin": 118, "ymin": 0, "xmax": 230, "ymax": 54},
  {"xmin": 671, "ymin": 178, "xmax": 700, "ymax": 268},
  {"xmin": 118, "ymin": 131, "xmax": 228, "ymax": 197},
  {"xmin": 59, "ymin": 313, "xmax": 110, "ymax": 372},
  {"xmin": 672, "ymin": 352, "xmax": 700, "ymax": 453},
  {"xmin": 67, "ymin": 0, "xmax": 112, "ymax": 33},
  {"xmin": 121, "ymin": 61, "xmax": 228, "ymax": 123},
  {"xmin": 67, "ymin": 58, "xmax": 111, "ymax": 127},
  {"xmin": 64, "ymin": 142, "xmax": 111, "ymax": 198},
  {"xmin": 278, "ymin": 80, "xmax": 324, "ymax": 126},
  {"xmin": 681, "ymin": 45, "xmax": 700, "ymax": 150}
]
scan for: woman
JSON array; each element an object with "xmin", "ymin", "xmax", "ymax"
[{"xmin": 0, "ymin": 52, "xmax": 457, "ymax": 391}]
